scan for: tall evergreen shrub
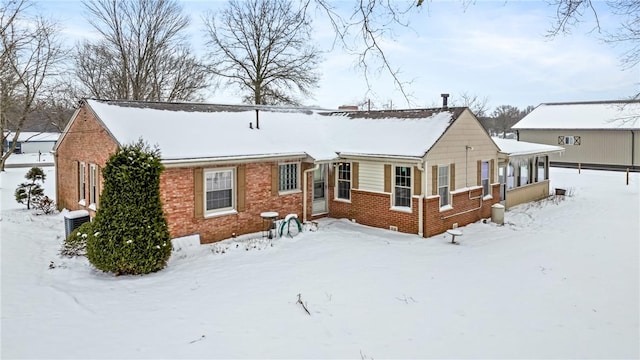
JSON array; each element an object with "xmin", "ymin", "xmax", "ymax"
[{"xmin": 86, "ymin": 140, "xmax": 171, "ymax": 275}]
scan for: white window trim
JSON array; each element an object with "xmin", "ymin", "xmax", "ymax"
[
  {"xmin": 438, "ymin": 165, "xmax": 450, "ymax": 208},
  {"xmin": 79, "ymin": 162, "xmax": 86, "ymax": 204},
  {"xmin": 89, "ymin": 163, "xmax": 97, "ymax": 207},
  {"xmin": 335, "ymin": 162, "xmax": 352, "ymax": 201},
  {"xmin": 278, "ymin": 162, "xmax": 301, "ymax": 195},
  {"xmin": 204, "ymin": 167, "xmax": 236, "ymax": 216},
  {"xmin": 481, "ymin": 160, "xmax": 490, "ymax": 198},
  {"xmin": 393, "ymin": 165, "xmax": 412, "ymax": 209}
]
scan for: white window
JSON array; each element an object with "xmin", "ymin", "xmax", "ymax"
[
  {"xmin": 481, "ymin": 161, "xmax": 490, "ymax": 197},
  {"xmin": 279, "ymin": 163, "xmax": 299, "ymax": 192},
  {"xmin": 79, "ymin": 162, "xmax": 86, "ymax": 203},
  {"xmin": 519, "ymin": 163, "xmax": 529, "ymax": 186},
  {"xmin": 537, "ymin": 156, "xmax": 547, "ymax": 182},
  {"xmin": 559, "ymin": 135, "xmax": 581, "ymax": 145},
  {"xmin": 336, "ymin": 162, "xmax": 351, "ymax": 200},
  {"xmin": 507, "ymin": 164, "xmax": 515, "ymax": 190},
  {"xmin": 205, "ymin": 169, "xmax": 234, "ymax": 213},
  {"xmin": 394, "ymin": 166, "xmax": 411, "ymax": 207},
  {"xmin": 438, "ymin": 165, "xmax": 449, "ymax": 207},
  {"xmin": 89, "ymin": 164, "xmax": 97, "ymax": 205}
]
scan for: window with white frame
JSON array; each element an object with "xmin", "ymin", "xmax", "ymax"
[
  {"xmin": 205, "ymin": 169, "xmax": 234, "ymax": 213},
  {"xmin": 337, "ymin": 162, "xmax": 351, "ymax": 200},
  {"xmin": 481, "ymin": 161, "xmax": 490, "ymax": 197},
  {"xmin": 279, "ymin": 163, "xmax": 299, "ymax": 192},
  {"xmin": 519, "ymin": 163, "xmax": 529, "ymax": 186},
  {"xmin": 537, "ymin": 156, "xmax": 547, "ymax": 182},
  {"xmin": 394, "ymin": 166, "xmax": 411, "ymax": 207},
  {"xmin": 79, "ymin": 162, "xmax": 86, "ymax": 203},
  {"xmin": 559, "ymin": 135, "xmax": 581, "ymax": 145},
  {"xmin": 438, "ymin": 165, "xmax": 449, "ymax": 207},
  {"xmin": 89, "ymin": 164, "xmax": 97, "ymax": 205},
  {"xmin": 507, "ymin": 164, "xmax": 515, "ymax": 189}
]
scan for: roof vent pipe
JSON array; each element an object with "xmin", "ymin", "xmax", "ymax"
[
  {"xmin": 255, "ymin": 109, "xmax": 260, "ymax": 129},
  {"xmin": 441, "ymin": 93, "xmax": 449, "ymax": 109}
]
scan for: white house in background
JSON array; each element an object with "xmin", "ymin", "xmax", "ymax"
[
  {"xmin": 512, "ymin": 100, "xmax": 640, "ymax": 171},
  {"xmin": 493, "ymin": 138, "xmax": 564, "ymax": 209},
  {"xmin": 3, "ymin": 132, "xmax": 61, "ymax": 154}
]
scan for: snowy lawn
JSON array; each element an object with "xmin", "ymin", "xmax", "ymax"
[{"xmin": 1, "ymin": 166, "xmax": 638, "ymax": 359}]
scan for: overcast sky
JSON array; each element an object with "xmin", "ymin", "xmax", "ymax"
[{"xmin": 41, "ymin": 0, "xmax": 639, "ymax": 112}]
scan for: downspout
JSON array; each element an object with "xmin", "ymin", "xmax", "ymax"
[
  {"xmin": 417, "ymin": 160, "xmax": 425, "ymax": 237},
  {"xmin": 302, "ymin": 163, "xmax": 320, "ymax": 222}
]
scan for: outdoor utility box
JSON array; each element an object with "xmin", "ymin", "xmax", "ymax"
[
  {"xmin": 491, "ymin": 203, "xmax": 505, "ymax": 225},
  {"xmin": 64, "ymin": 210, "xmax": 90, "ymax": 238}
]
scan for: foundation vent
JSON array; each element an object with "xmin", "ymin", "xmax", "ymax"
[{"xmin": 389, "ymin": 225, "xmax": 398, "ymax": 231}]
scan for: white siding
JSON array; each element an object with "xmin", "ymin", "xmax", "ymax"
[
  {"xmin": 358, "ymin": 161, "xmax": 385, "ymax": 192},
  {"xmin": 426, "ymin": 109, "xmax": 499, "ymax": 191}
]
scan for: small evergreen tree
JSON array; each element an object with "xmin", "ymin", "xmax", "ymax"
[
  {"xmin": 15, "ymin": 167, "xmax": 46, "ymax": 209},
  {"xmin": 86, "ymin": 140, "xmax": 171, "ymax": 275}
]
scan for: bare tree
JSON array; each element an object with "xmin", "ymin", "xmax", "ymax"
[
  {"xmin": 76, "ymin": 0, "xmax": 208, "ymax": 101},
  {"xmin": 1, "ymin": 0, "xmax": 65, "ymax": 171},
  {"xmin": 453, "ymin": 91, "xmax": 490, "ymax": 118},
  {"xmin": 491, "ymin": 105, "xmax": 521, "ymax": 138},
  {"xmin": 203, "ymin": 0, "xmax": 320, "ymax": 105}
]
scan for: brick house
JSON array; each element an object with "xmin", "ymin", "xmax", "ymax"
[{"xmin": 55, "ymin": 99, "xmax": 504, "ymax": 243}]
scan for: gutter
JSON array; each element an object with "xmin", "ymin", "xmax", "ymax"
[{"xmin": 162, "ymin": 152, "xmax": 309, "ymax": 168}]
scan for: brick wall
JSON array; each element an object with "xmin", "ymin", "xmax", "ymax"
[
  {"xmin": 329, "ymin": 189, "xmax": 419, "ymax": 234},
  {"xmin": 55, "ymin": 105, "xmax": 118, "ymax": 213},
  {"xmin": 423, "ymin": 184, "xmax": 500, "ymax": 237},
  {"xmin": 162, "ymin": 162, "xmax": 304, "ymax": 243}
]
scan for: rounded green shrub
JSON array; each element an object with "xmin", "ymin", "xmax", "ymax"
[{"xmin": 86, "ymin": 140, "xmax": 171, "ymax": 275}]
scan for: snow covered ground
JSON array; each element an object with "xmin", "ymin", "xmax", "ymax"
[{"xmin": 1, "ymin": 166, "xmax": 638, "ymax": 359}]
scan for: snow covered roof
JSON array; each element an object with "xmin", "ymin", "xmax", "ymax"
[
  {"xmin": 512, "ymin": 100, "xmax": 640, "ymax": 130},
  {"xmin": 84, "ymin": 99, "xmax": 462, "ymax": 162},
  {"xmin": 4, "ymin": 132, "xmax": 61, "ymax": 142},
  {"xmin": 493, "ymin": 138, "xmax": 564, "ymax": 157}
]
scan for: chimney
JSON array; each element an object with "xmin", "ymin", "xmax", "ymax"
[{"xmin": 441, "ymin": 93, "xmax": 449, "ymax": 109}]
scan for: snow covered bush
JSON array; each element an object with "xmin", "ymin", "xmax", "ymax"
[
  {"xmin": 86, "ymin": 140, "xmax": 171, "ymax": 275},
  {"xmin": 61, "ymin": 221, "xmax": 93, "ymax": 257},
  {"xmin": 14, "ymin": 167, "xmax": 46, "ymax": 210},
  {"xmin": 35, "ymin": 195, "xmax": 56, "ymax": 215}
]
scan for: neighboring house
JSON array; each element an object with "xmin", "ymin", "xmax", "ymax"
[
  {"xmin": 512, "ymin": 100, "xmax": 640, "ymax": 171},
  {"xmin": 493, "ymin": 138, "xmax": 564, "ymax": 209},
  {"xmin": 54, "ymin": 99, "xmax": 505, "ymax": 243},
  {"xmin": 3, "ymin": 132, "xmax": 60, "ymax": 154}
]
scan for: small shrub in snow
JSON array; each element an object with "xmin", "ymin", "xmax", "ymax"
[
  {"xmin": 61, "ymin": 221, "xmax": 93, "ymax": 257},
  {"xmin": 14, "ymin": 167, "xmax": 46, "ymax": 210},
  {"xmin": 86, "ymin": 140, "xmax": 171, "ymax": 275},
  {"xmin": 34, "ymin": 195, "xmax": 56, "ymax": 215}
]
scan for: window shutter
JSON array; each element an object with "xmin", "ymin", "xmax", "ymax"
[
  {"xmin": 413, "ymin": 166, "xmax": 421, "ymax": 195},
  {"xmin": 490, "ymin": 159, "xmax": 495, "ymax": 184},
  {"xmin": 558, "ymin": 136, "xmax": 564, "ymax": 145},
  {"xmin": 352, "ymin": 162, "xmax": 359, "ymax": 189},
  {"xmin": 237, "ymin": 165, "xmax": 246, "ymax": 212},
  {"xmin": 271, "ymin": 164, "xmax": 279, "ymax": 196},
  {"xmin": 194, "ymin": 168, "xmax": 203, "ymax": 218},
  {"xmin": 574, "ymin": 136, "xmax": 581, "ymax": 145},
  {"xmin": 477, "ymin": 160, "xmax": 482, "ymax": 186},
  {"xmin": 96, "ymin": 165, "xmax": 101, "ymax": 208},
  {"xmin": 384, "ymin": 164, "xmax": 391, "ymax": 193},
  {"xmin": 431, "ymin": 165, "xmax": 437, "ymax": 195},
  {"xmin": 450, "ymin": 163, "xmax": 456, "ymax": 191}
]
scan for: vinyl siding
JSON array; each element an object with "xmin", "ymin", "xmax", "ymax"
[
  {"xmin": 358, "ymin": 161, "xmax": 385, "ymax": 193},
  {"xmin": 426, "ymin": 109, "xmax": 499, "ymax": 191},
  {"xmin": 518, "ymin": 129, "xmax": 639, "ymax": 167}
]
